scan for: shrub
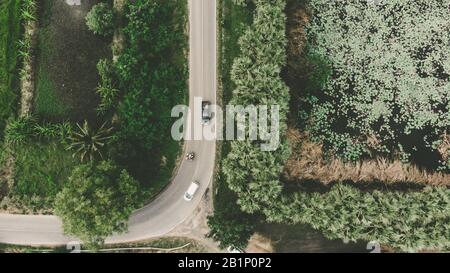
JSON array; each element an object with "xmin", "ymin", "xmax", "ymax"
[
  {"xmin": 67, "ymin": 120, "xmax": 113, "ymax": 162},
  {"xmin": 5, "ymin": 116, "xmax": 73, "ymax": 144},
  {"xmin": 96, "ymin": 58, "xmax": 119, "ymax": 113},
  {"xmin": 85, "ymin": 3, "xmax": 114, "ymax": 36}
]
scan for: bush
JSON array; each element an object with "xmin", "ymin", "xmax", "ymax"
[
  {"xmin": 96, "ymin": 58, "xmax": 119, "ymax": 113},
  {"xmin": 5, "ymin": 116, "xmax": 72, "ymax": 144},
  {"xmin": 85, "ymin": 3, "xmax": 114, "ymax": 36}
]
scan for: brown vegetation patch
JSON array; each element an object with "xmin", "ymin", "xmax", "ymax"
[
  {"xmin": 245, "ymin": 233, "xmax": 274, "ymax": 253},
  {"xmin": 284, "ymin": 128, "xmax": 450, "ymax": 186},
  {"xmin": 286, "ymin": 3, "xmax": 309, "ymax": 59}
]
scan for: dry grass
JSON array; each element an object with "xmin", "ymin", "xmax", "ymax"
[
  {"xmin": 287, "ymin": 5, "xmax": 309, "ymax": 59},
  {"xmin": 284, "ymin": 128, "xmax": 450, "ymax": 186},
  {"xmin": 246, "ymin": 233, "xmax": 274, "ymax": 253}
]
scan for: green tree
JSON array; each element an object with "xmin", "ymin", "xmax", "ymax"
[
  {"xmin": 222, "ymin": 0, "xmax": 290, "ymax": 213},
  {"xmin": 54, "ymin": 161, "xmax": 140, "ymax": 249},
  {"xmin": 85, "ymin": 3, "xmax": 114, "ymax": 36},
  {"xmin": 67, "ymin": 121, "xmax": 113, "ymax": 162},
  {"xmin": 266, "ymin": 184, "xmax": 450, "ymax": 252},
  {"xmin": 207, "ymin": 210, "xmax": 256, "ymax": 250}
]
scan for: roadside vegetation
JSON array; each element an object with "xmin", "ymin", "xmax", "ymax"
[
  {"xmin": 209, "ymin": 0, "xmax": 261, "ymax": 250},
  {"xmin": 0, "ymin": 237, "xmax": 209, "ymax": 253},
  {"xmin": 0, "ymin": 0, "xmax": 188, "ymax": 248},
  {"xmin": 212, "ymin": 0, "xmax": 450, "ymax": 252}
]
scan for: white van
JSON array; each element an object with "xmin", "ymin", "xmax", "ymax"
[{"xmin": 184, "ymin": 181, "xmax": 200, "ymax": 201}]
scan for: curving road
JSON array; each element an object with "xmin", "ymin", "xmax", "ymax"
[{"xmin": 0, "ymin": 0, "xmax": 217, "ymax": 246}]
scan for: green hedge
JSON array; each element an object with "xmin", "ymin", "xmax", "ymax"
[
  {"xmin": 266, "ymin": 184, "xmax": 450, "ymax": 252},
  {"xmin": 222, "ymin": 0, "xmax": 290, "ymax": 213}
]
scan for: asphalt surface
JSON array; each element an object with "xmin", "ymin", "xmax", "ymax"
[{"xmin": 0, "ymin": 0, "xmax": 217, "ymax": 246}]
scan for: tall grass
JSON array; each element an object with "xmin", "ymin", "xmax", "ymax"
[
  {"xmin": 284, "ymin": 128, "xmax": 450, "ymax": 187},
  {"xmin": 0, "ymin": 0, "xmax": 21, "ymax": 135}
]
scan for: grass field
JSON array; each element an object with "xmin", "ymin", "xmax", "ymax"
[
  {"xmin": 11, "ymin": 141, "xmax": 79, "ymax": 211},
  {"xmin": 0, "ymin": 0, "xmax": 21, "ymax": 134},
  {"xmin": 3, "ymin": 0, "xmax": 110, "ymax": 212}
]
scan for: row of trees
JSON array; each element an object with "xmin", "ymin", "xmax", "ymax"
[
  {"xmin": 266, "ymin": 184, "xmax": 450, "ymax": 252},
  {"xmin": 222, "ymin": 0, "xmax": 290, "ymax": 213}
]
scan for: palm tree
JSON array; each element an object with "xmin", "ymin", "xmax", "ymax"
[{"xmin": 67, "ymin": 121, "xmax": 113, "ymax": 162}]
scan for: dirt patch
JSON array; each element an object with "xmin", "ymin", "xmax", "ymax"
[
  {"xmin": 246, "ymin": 233, "xmax": 274, "ymax": 253},
  {"xmin": 35, "ymin": 0, "xmax": 111, "ymax": 122},
  {"xmin": 258, "ymin": 223, "xmax": 367, "ymax": 253}
]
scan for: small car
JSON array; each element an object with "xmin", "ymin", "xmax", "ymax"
[
  {"xmin": 184, "ymin": 181, "xmax": 200, "ymax": 201},
  {"xmin": 201, "ymin": 101, "xmax": 212, "ymax": 125}
]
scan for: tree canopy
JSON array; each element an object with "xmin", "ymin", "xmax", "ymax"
[
  {"xmin": 223, "ymin": 0, "xmax": 290, "ymax": 213},
  {"xmin": 85, "ymin": 3, "xmax": 115, "ymax": 36},
  {"xmin": 266, "ymin": 184, "xmax": 450, "ymax": 252},
  {"xmin": 54, "ymin": 161, "xmax": 140, "ymax": 248}
]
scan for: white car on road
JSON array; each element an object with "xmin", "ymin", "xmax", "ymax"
[{"xmin": 184, "ymin": 181, "xmax": 200, "ymax": 201}]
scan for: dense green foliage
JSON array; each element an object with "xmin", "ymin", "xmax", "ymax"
[
  {"xmin": 222, "ymin": 0, "xmax": 290, "ymax": 213},
  {"xmin": 0, "ymin": 0, "xmax": 21, "ymax": 134},
  {"xmin": 85, "ymin": 2, "xmax": 114, "ymax": 36},
  {"xmin": 11, "ymin": 141, "xmax": 78, "ymax": 210},
  {"xmin": 207, "ymin": 209, "xmax": 255, "ymax": 250},
  {"xmin": 107, "ymin": 0, "xmax": 187, "ymax": 185},
  {"xmin": 96, "ymin": 58, "xmax": 119, "ymax": 113},
  {"xmin": 54, "ymin": 161, "xmax": 139, "ymax": 248},
  {"xmin": 304, "ymin": 0, "xmax": 450, "ymax": 169},
  {"xmin": 266, "ymin": 184, "xmax": 450, "ymax": 252},
  {"xmin": 5, "ymin": 116, "xmax": 72, "ymax": 144},
  {"xmin": 115, "ymin": 0, "xmax": 187, "ymax": 150}
]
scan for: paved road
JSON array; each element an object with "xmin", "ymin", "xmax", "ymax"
[{"xmin": 0, "ymin": 0, "xmax": 217, "ymax": 246}]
